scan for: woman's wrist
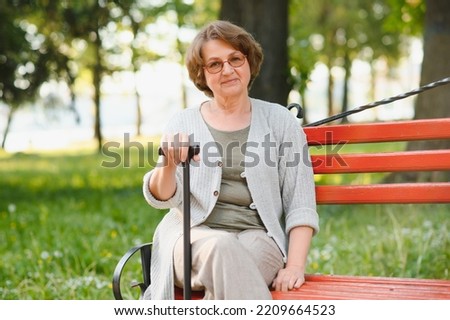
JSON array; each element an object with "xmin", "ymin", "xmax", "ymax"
[
  {"xmin": 285, "ymin": 263, "xmax": 305, "ymax": 272},
  {"xmin": 149, "ymin": 165, "xmax": 177, "ymax": 200}
]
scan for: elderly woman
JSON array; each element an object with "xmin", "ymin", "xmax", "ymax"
[{"xmin": 143, "ymin": 20, "xmax": 319, "ymax": 300}]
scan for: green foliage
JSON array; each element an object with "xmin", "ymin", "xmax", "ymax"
[
  {"xmin": 289, "ymin": 0, "xmax": 410, "ymax": 66},
  {"xmin": 288, "ymin": 0, "xmax": 418, "ymax": 118},
  {"xmin": 288, "ymin": 0, "xmax": 321, "ymax": 96},
  {"xmin": 384, "ymin": 0, "xmax": 425, "ymax": 35},
  {"xmin": 0, "ymin": 0, "xmax": 48, "ymax": 108}
]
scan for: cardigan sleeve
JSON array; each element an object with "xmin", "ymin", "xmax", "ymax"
[
  {"xmin": 142, "ymin": 168, "xmax": 183, "ymax": 209},
  {"xmin": 141, "ymin": 111, "xmax": 187, "ymax": 210},
  {"xmin": 278, "ymin": 115, "xmax": 319, "ymax": 235}
]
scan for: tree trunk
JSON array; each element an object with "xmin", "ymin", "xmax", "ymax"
[
  {"xmin": 300, "ymin": 92, "xmax": 308, "ymax": 124},
  {"xmin": 68, "ymin": 85, "xmax": 81, "ymax": 125},
  {"xmin": 340, "ymin": 50, "xmax": 351, "ymax": 123},
  {"xmin": 1, "ymin": 107, "xmax": 14, "ymax": 150},
  {"xmin": 135, "ymin": 88, "xmax": 142, "ymax": 137},
  {"xmin": 177, "ymin": 38, "xmax": 188, "ymax": 109},
  {"xmin": 387, "ymin": 0, "xmax": 450, "ymax": 183},
  {"xmin": 133, "ymin": 70, "xmax": 142, "ymax": 137},
  {"xmin": 93, "ymin": 28, "xmax": 103, "ymax": 152},
  {"xmin": 326, "ymin": 60, "xmax": 334, "ymax": 118},
  {"xmin": 369, "ymin": 60, "xmax": 379, "ymax": 120},
  {"xmin": 220, "ymin": 0, "xmax": 290, "ymax": 106},
  {"xmin": 414, "ymin": 0, "xmax": 450, "ymax": 122}
]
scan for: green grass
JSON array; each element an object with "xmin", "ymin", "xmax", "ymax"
[
  {"xmin": 0, "ymin": 147, "xmax": 165, "ymax": 299},
  {"xmin": 310, "ymin": 204, "xmax": 449, "ymax": 279},
  {"xmin": 0, "ymin": 144, "xmax": 448, "ymax": 299}
]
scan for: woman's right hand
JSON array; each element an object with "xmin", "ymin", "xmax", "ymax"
[
  {"xmin": 158, "ymin": 133, "xmax": 200, "ymax": 168},
  {"xmin": 149, "ymin": 133, "xmax": 199, "ymax": 201}
]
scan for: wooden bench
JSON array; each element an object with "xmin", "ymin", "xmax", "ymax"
[{"xmin": 112, "ymin": 117, "xmax": 450, "ymax": 300}]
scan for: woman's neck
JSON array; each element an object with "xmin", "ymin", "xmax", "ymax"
[
  {"xmin": 211, "ymin": 96, "xmax": 251, "ymax": 115},
  {"xmin": 200, "ymin": 97, "xmax": 252, "ymax": 131}
]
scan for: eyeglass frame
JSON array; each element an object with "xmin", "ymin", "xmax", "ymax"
[{"xmin": 203, "ymin": 53, "xmax": 247, "ymax": 74}]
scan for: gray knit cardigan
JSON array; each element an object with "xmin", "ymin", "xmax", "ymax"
[{"xmin": 142, "ymin": 98, "xmax": 319, "ymax": 299}]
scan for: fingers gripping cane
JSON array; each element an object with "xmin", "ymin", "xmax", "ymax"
[{"xmin": 158, "ymin": 145, "xmax": 200, "ymax": 300}]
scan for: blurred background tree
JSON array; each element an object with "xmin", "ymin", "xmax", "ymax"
[
  {"xmin": 289, "ymin": 0, "xmax": 406, "ymax": 123},
  {"xmin": 0, "ymin": 0, "xmax": 218, "ymax": 150},
  {"xmin": 414, "ymin": 0, "xmax": 449, "ymax": 127},
  {"xmin": 220, "ymin": 0, "xmax": 290, "ymax": 106},
  {"xmin": 386, "ymin": 0, "xmax": 450, "ymax": 183},
  {"xmin": 0, "ymin": 1, "xmax": 51, "ymax": 149}
]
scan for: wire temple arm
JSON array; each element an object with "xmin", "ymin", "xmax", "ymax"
[{"xmin": 158, "ymin": 145, "xmax": 200, "ymax": 160}]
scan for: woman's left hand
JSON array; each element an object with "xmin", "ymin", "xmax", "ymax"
[{"xmin": 271, "ymin": 265, "xmax": 305, "ymax": 291}]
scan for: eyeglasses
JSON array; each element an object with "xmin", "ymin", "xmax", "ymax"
[{"xmin": 203, "ymin": 53, "xmax": 247, "ymax": 74}]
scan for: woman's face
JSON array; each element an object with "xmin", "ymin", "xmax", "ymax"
[{"xmin": 201, "ymin": 39, "xmax": 251, "ymax": 99}]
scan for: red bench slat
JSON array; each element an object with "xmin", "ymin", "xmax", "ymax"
[
  {"xmin": 311, "ymin": 150, "xmax": 450, "ymax": 173},
  {"xmin": 176, "ymin": 274, "xmax": 450, "ymax": 300},
  {"xmin": 316, "ymin": 183, "xmax": 450, "ymax": 204},
  {"xmin": 271, "ymin": 274, "xmax": 450, "ymax": 300},
  {"xmin": 305, "ymin": 118, "xmax": 450, "ymax": 145}
]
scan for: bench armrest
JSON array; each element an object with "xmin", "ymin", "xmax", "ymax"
[{"xmin": 112, "ymin": 243, "xmax": 152, "ymax": 300}]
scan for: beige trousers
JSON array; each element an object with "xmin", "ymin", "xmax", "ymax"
[{"xmin": 173, "ymin": 225, "xmax": 284, "ymax": 300}]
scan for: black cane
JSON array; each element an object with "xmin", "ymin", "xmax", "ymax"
[{"xmin": 158, "ymin": 145, "xmax": 199, "ymax": 300}]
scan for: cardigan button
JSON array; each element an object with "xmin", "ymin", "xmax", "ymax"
[
  {"xmin": 213, "ymin": 190, "xmax": 219, "ymax": 196},
  {"xmin": 249, "ymin": 203, "xmax": 257, "ymax": 210},
  {"xmin": 217, "ymin": 161, "xmax": 223, "ymax": 167},
  {"xmin": 240, "ymin": 172, "xmax": 246, "ymax": 178}
]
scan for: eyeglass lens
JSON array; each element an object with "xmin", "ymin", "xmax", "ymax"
[{"xmin": 205, "ymin": 53, "xmax": 246, "ymax": 73}]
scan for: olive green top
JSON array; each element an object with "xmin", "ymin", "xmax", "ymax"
[{"xmin": 203, "ymin": 123, "xmax": 265, "ymax": 231}]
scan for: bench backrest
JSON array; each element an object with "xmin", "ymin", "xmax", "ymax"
[{"xmin": 304, "ymin": 118, "xmax": 450, "ymax": 204}]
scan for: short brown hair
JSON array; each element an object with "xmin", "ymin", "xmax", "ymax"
[{"xmin": 185, "ymin": 20, "xmax": 264, "ymax": 97}]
